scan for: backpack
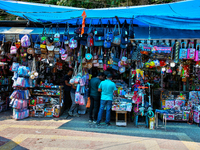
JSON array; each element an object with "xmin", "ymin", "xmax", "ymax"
[{"xmin": 21, "ymin": 35, "xmax": 31, "ymax": 47}]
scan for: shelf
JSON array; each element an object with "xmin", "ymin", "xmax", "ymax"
[{"xmin": 32, "ymin": 94, "xmax": 61, "ymax": 97}]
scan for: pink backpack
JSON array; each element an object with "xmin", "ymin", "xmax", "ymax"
[{"xmin": 21, "ymin": 35, "xmax": 31, "ymax": 47}]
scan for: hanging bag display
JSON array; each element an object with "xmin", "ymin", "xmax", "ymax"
[
  {"xmin": 10, "ymin": 38, "xmax": 17, "ymax": 54},
  {"xmin": 46, "ymin": 26, "xmax": 54, "ymax": 46},
  {"xmin": 40, "ymin": 27, "xmax": 47, "ymax": 43},
  {"xmin": 187, "ymin": 42, "xmax": 196, "ymax": 60},
  {"xmin": 63, "ymin": 22, "xmax": 69, "ymax": 42},
  {"xmin": 85, "ymin": 47, "xmax": 93, "ymax": 60},
  {"xmin": 179, "ymin": 42, "xmax": 188, "ymax": 59},
  {"xmin": 112, "ymin": 23, "xmax": 121, "ymax": 45},
  {"xmin": 104, "ymin": 21, "xmax": 112, "ymax": 49},
  {"xmin": 21, "ymin": 34, "xmax": 31, "ymax": 48},
  {"xmin": 195, "ymin": 44, "xmax": 200, "ymax": 61},
  {"xmin": 54, "ymin": 24, "xmax": 60, "ymax": 43},
  {"xmin": 94, "ymin": 19, "xmax": 104, "ymax": 46},
  {"xmin": 121, "ymin": 20, "xmax": 129, "ymax": 45},
  {"xmin": 87, "ymin": 19, "xmax": 94, "ymax": 47},
  {"xmin": 129, "ymin": 19, "xmax": 135, "ymax": 39}
]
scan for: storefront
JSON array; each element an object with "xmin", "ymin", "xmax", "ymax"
[{"xmin": 1, "ymin": 0, "xmax": 200, "ymax": 128}]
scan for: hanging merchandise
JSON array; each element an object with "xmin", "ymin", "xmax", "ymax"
[
  {"xmin": 112, "ymin": 23, "xmax": 121, "ymax": 45},
  {"xmin": 34, "ymin": 35, "xmax": 42, "ymax": 55},
  {"xmin": 128, "ymin": 19, "xmax": 135, "ymax": 39},
  {"xmin": 54, "ymin": 24, "xmax": 60, "ymax": 43},
  {"xmin": 94, "ymin": 19, "xmax": 104, "ymax": 46},
  {"xmin": 179, "ymin": 42, "xmax": 188, "ymax": 59},
  {"xmin": 187, "ymin": 42, "xmax": 196, "ymax": 60},
  {"xmin": 21, "ymin": 34, "xmax": 31, "ymax": 48},
  {"xmin": 174, "ymin": 41, "xmax": 180, "ymax": 63},
  {"xmin": 10, "ymin": 38, "xmax": 17, "ymax": 54},
  {"xmin": 85, "ymin": 47, "xmax": 92, "ymax": 60},
  {"xmin": 69, "ymin": 37, "xmax": 77, "ymax": 49},
  {"xmin": 195, "ymin": 44, "xmax": 200, "ymax": 61},
  {"xmin": 121, "ymin": 20, "xmax": 129, "ymax": 45},
  {"xmin": 63, "ymin": 22, "xmax": 69, "ymax": 44}
]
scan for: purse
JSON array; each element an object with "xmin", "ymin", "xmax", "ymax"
[
  {"xmin": 129, "ymin": 19, "xmax": 135, "ymax": 38},
  {"xmin": 195, "ymin": 44, "xmax": 200, "ymax": 61},
  {"xmin": 187, "ymin": 42, "xmax": 195, "ymax": 60},
  {"xmin": 41, "ymin": 27, "xmax": 47, "ymax": 42},
  {"xmin": 85, "ymin": 47, "xmax": 93, "ymax": 60},
  {"xmin": 179, "ymin": 42, "xmax": 188, "ymax": 59},
  {"xmin": 54, "ymin": 24, "xmax": 60, "ymax": 43},
  {"xmin": 105, "ymin": 20, "xmax": 113, "ymax": 42},
  {"xmin": 10, "ymin": 38, "xmax": 17, "ymax": 54},
  {"xmin": 112, "ymin": 23, "xmax": 121, "ymax": 45},
  {"xmin": 94, "ymin": 19, "xmax": 104, "ymax": 36},
  {"xmin": 63, "ymin": 22, "xmax": 69, "ymax": 41}
]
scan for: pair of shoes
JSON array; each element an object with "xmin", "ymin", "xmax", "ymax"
[
  {"xmin": 93, "ymin": 120, "xmax": 97, "ymax": 124},
  {"xmin": 68, "ymin": 111, "xmax": 73, "ymax": 116},
  {"xmin": 106, "ymin": 123, "xmax": 111, "ymax": 126},
  {"xmin": 89, "ymin": 120, "xmax": 93, "ymax": 123},
  {"xmin": 73, "ymin": 114, "xmax": 80, "ymax": 117}
]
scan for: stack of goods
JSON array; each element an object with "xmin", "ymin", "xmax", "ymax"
[
  {"xmin": 9, "ymin": 90, "xmax": 30, "ymax": 119},
  {"xmin": 189, "ymin": 91, "xmax": 200, "ymax": 123},
  {"xmin": 9, "ymin": 62, "xmax": 31, "ymax": 119},
  {"xmin": 30, "ymin": 81, "xmax": 62, "ymax": 118},
  {"xmin": 112, "ymin": 98, "xmax": 132, "ymax": 112},
  {"xmin": 161, "ymin": 92, "xmax": 190, "ymax": 121}
]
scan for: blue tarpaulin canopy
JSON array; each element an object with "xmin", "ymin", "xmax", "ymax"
[{"xmin": 0, "ymin": 0, "xmax": 200, "ymax": 30}]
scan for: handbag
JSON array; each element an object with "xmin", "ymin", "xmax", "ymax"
[
  {"xmin": 187, "ymin": 42, "xmax": 195, "ymax": 60},
  {"xmin": 54, "ymin": 24, "xmax": 60, "ymax": 42},
  {"xmin": 74, "ymin": 19, "xmax": 82, "ymax": 34},
  {"xmin": 129, "ymin": 19, "xmax": 135, "ymax": 38},
  {"xmin": 87, "ymin": 19, "xmax": 94, "ymax": 37},
  {"xmin": 179, "ymin": 42, "xmax": 187, "ymax": 59},
  {"xmin": 94, "ymin": 19, "xmax": 104, "ymax": 36},
  {"xmin": 121, "ymin": 20, "xmax": 129, "ymax": 44},
  {"xmin": 34, "ymin": 35, "xmax": 40, "ymax": 49},
  {"xmin": 63, "ymin": 22, "xmax": 69, "ymax": 41},
  {"xmin": 10, "ymin": 38, "xmax": 17, "ymax": 54},
  {"xmin": 105, "ymin": 20, "xmax": 113, "ymax": 42},
  {"xmin": 85, "ymin": 48, "xmax": 93, "ymax": 60},
  {"xmin": 112, "ymin": 23, "xmax": 121, "ymax": 45},
  {"xmin": 195, "ymin": 44, "xmax": 200, "ymax": 61},
  {"xmin": 94, "ymin": 35, "xmax": 104, "ymax": 46},
  {"xmin": 69, "ymin": 37, "xmax": 77, "ymax": 49},
  {"xmin": 104, "ymin": 40, "xmax": 111, "ymax": 49},
  {"xmin": 46, "ymin": 26, "xmax": 54, "ymax": 46},
  {"xmin": 41, "ymin": 27, "xmax": 47, "ymax": 42}
]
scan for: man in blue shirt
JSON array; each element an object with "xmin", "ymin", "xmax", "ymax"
[
  {"xmin": 88, "ymin": 73, "xmax": 104, "ymax": 123},
  {"xmin": 97, "ymin": 74, "xmax": 118, "ymax": 126}
]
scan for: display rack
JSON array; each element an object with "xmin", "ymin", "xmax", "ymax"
[{"xmin": 30, "ymin": 86, "xmax": 63, "ymax": 117}]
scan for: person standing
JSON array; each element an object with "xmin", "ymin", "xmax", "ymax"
[
  {"xmin": 88, "ymin": 73, "xmax": 104, "ymax": 123},
  {"xmin": 97, "ymin": 74, "xmax": 118, "ymax": 126},
  {"xmin": 68, "ymin": 84, "xmax": 79, "ymax": 117},
  {"xmin": 64, "ymin": 69, "xmax": 73, "ymax": 111}
]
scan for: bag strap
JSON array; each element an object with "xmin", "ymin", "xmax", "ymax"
[
  {"xmin": 118, "ymin": 22, "xmax": 121, "ymax": 34},
  {"xmin": 35, "ymin": 35, "xmax": 40, "ymax": 43},
  {"xmin": 29, "ymin": 34, "xmax": 33, "ymax": 47},
  {"xmin": 87, "ymin": 19, "xmax": 93, "ymax": 34},
  {"xmin": 76, "ymin": 19, "xmax": 80, "ymax": 28},
  {"xmin": 42, "ymin": 27, "xmax": 46, "ymax": 37},
  {"xmin": 98, "ymin": 19, "xmax": 103, "ymax": 27},
  {"xmin": 196, "ymin": 43, "xmax": 200, "ymax": 50},
  {"xmin": 56, "ymin": 24, "xmax": 60, "ymax": 34},
  {"xmin": 189, "ymin": 42, "xmax": 194, "ymax": 48},
  {"xmin": 181, "ymin": 42, "xmax": 187, "ymax": 49}
]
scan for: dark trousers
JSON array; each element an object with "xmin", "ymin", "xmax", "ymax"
[
  {"xmin": 89, "ymin": 96, "xmax": 100, "ymax": 121},
  {"xmin": 64, "ymin": 91, "xmax": 72, "ymax": 110}
]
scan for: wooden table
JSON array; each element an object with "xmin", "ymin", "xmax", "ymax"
[{"xmin": 116, "ymin": 111, "xmax": 127, "ymax": 126}]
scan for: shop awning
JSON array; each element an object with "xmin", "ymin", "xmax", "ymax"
[{"xmin": 1, "ymin": 0, "xmax": 200, "ymax": 30}]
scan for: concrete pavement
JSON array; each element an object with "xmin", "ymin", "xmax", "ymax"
[{"xmin": 0, "ymin": 110, "xmax": 200, "ymax": 150}]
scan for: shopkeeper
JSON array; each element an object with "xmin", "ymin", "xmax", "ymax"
[{"xmin": 64, "ymin": 69, "xmax": 73, "ymax": 110}]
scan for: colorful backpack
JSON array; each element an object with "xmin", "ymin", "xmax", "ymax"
[{"xmin": 21, "ymin": 35, "xmax": 31, "ymax": 47}]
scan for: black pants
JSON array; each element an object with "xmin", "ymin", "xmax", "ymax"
[
  {"xmin": 89, "ymin": 96, "xmax": 100, "ymax": 121},
  {"xmin": 64, "ymin": 91, "xmax": 72, "ymax": 110}
]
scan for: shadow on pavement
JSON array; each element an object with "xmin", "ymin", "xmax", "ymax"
[{"xmin": 0, "ymin": 136, "xmax": 28, "ymax": 150}]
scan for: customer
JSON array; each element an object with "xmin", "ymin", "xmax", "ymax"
[
  {"xmin": 64, "ymin": 69, "xmax": 73, "ymax": 110},
  {"xmin": 88, "ymin": 73, "xmax": 104, "ymax": 123},
  {"xmin": 68, "ymin": 84, "xmax": 79, "ymax": 117},
  {"xmin": 97, "ymin": 74, "xmax": 118, "ymax": 126}
]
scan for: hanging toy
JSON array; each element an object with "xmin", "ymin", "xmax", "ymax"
[
  {"xmin": 149, "ymin": 61, "xmax": 155, "ymax": 68},
  {"xmin": 131, "ymin": 69, "xmax": 136, "ymax": 78}
]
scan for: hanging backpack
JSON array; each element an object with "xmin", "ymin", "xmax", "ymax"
[
  {"xmin": 21, "ymin": 34, "xmax": 31, "ymax": 48},
  {"xmin": 121, "ymin": 20, "xmax": 129, "ymax": 45}
]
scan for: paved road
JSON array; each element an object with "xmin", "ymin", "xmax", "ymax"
[{"xmin": 0, "ymin": 110, "xmax": 200, "ymax": 150}]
